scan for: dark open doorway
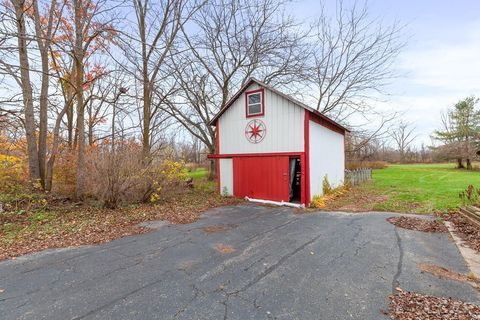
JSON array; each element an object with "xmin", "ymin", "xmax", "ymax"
[{"xmin": 289, "ymin": 157, "xmax": 301, "ymax": 203}]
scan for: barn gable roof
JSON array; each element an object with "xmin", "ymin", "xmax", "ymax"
[{"xmin": 209, "ymin": 78, "xmax": 350, "ymax": 133}]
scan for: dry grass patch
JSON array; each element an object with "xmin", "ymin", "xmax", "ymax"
[{"xmin": 323, "ymin": 186, "xmax": 388, "ymax": 212}]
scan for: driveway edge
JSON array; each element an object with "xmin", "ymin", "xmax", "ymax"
[{"xmin": 445, "ymin": 221, "xmax": 480, "ymax": 279}]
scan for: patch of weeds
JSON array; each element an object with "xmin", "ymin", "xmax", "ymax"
[{"xmin": 28, "ymin": 211, "xmax": 56, "ymax": 223}]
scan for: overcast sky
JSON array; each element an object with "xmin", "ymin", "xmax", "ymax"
[{"xmin": 291, "ymin": 0, "xmax": 480, "ymax": 146}]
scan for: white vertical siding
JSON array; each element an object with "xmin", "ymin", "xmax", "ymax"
[
  {"xmin": 218, "ymin": 84, "xmax": 304, "ymax": 154},
  {"xmin": 309, "ymin": 121, "xmax": 345, "ymax": 197},
  {"xmin": 219, "ymin": 158, "xmax": 233, "ymax": 195}
]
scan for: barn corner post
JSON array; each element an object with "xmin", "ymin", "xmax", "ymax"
[{"xmin": 303, "ymin": 111, "xmax": 310, "ymax": 207}]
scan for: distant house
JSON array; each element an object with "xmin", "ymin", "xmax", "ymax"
[{"xmin": 209, "ymin": 78, "xmax": 349, "ymax": 206}]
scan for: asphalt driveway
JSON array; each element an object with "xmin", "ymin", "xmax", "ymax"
[{"xmin": 0, "ymin": 204, "xmax": 478, "ymax": 319}]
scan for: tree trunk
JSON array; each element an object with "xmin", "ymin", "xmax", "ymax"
[
  {"xmin": 12, "ymin": 0, "xmax": 41, "ymax": 184},
  {"xmin": 209, "ymin": 159, "xmax": 217, "ymax": 180},
  {"xmin": 208, "ymin": 145, "xmax": 217, "ymax": 180},
  {"xmin": 67, "ymin": 99, "xmax": 74, "ymax": 148},
  {"xmin": 457, "ymin": 158, "xmax": 465, "ymax": 169},
  {"xmin": 74, "ymin": 0, "xmax": 86, "ymax": 200},
  {"xmin": 466, "ymin": 159, "xmax": 472, "ymax": 170},
  {"xmin": 139, "ymin": 6, "xmax": 151, "ymax": 161},
  {"xmin": 33, "ymin": 0, "xmax": 55, "ymax": 189}
]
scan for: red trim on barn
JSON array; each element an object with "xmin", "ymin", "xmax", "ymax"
[
  {"xmin": 344, "ymin": 133, "xmax": 347, "ymax": 183},
  {"xmin": 216, "ymin": 121, "xmax": 220, "ymax": 193},
  {"xmin": 309, "ymin": 111, "xmax": 346, "ymax": 135},
  {"xmin": 208, "ymin": 152, "xmax": 304, "ymax": 159},
  {"xmin": 245, "ymin": 88, "xmax": 265, "ymax": 118},
  {"xmin": 304, "ymin": 111, "xmax": 310, "ymax": 206}
]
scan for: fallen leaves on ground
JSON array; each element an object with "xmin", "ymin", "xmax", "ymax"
[
  {"xmin": 323, "ymin": 185, "xmax": 388, "ymax": 212},
  {"xmin": 387, "ymin": 216, "xmax": 448, "ymax": 233},
  {"xmin": 388, "ymin": 288, "xmax": 480, "ymax": 320},
  {"xmin": 202, "ymin": 224, "xmax": 237, "ymax": 233},
  {"xmin": 444, "ymin": 213, "xmax": 480, "ymax": 253},
  {"xmin": 417, "ymin": 263, "xmax": 479, "ymax": 288},
  {"xmin": 214, "ymin": 243, "xmax": 235, "ymax": 254},
  {"xmin": 0, "ymin": 189, "xmax": 241, "ymax": 261}
]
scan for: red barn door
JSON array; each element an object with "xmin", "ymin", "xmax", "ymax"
[{"xmin": 233, "ymin": 156, "xmax": 290, "ymax": 202}]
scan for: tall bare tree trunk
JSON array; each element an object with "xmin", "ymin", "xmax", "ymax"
[
  {"xmin": 12, "ymin": 0, "xmax": 41, "ymax": 184},
  {"xmin": 137, "ymin": 2, "xmax": 151, "ymax": 160},
  {"xmin": 32, "ymin": 0, "xmax": 56, "ymax": 188},
  {"xmin": 74, "ymin": 0, "xmax": 86, "ymax": 199}
]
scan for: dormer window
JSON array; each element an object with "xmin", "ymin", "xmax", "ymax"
[{"xmin": 245, "ymin": 89, "xmax": 264, "ymax": 117}]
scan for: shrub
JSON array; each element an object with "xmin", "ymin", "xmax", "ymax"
[
  {"xmin": 310, "ymin": 195, "xmax": 326, "ymax": 208},
  {"xmin": 310, "ymin": 176, "xmax": 348, "ymax": 209},
  {"xmin": 346, "ymin": 161, "xmax": 388, "ymax": 170},
  {"xmin": 84, "ymin": 141, "xmax": 189, "ymax": 208},
  {"xmin": 322, "ymin": 175, "xmax": 332, "ymax": 195},
  {"xmin": 459, "ymin": 185, "xmax": 480, "ymax": 206},
  {"xmin": 0, "ymin": 154, "xmax": 25, "ymax": 192},
  {"xmin": 52, "ymin": 148, "xmax": 77, "ymax": 196}
]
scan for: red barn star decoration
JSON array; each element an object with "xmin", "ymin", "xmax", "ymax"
[{"xmin": 245, "ymin": 119, "xmax": 266, "ymax": 143}]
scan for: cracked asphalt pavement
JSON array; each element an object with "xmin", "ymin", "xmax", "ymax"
[{"xmin": 1, "ymin": 204, "xmax": 479, "ymax": 319}]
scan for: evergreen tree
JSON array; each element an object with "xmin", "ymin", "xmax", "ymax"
[{"xmin": 433, "ymin": 96, "xmax": 480, "ymax": 169}]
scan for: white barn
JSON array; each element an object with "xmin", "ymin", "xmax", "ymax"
[{"xmin": 209, "ymin": 78, "xmax": 349, "ymax": 206}]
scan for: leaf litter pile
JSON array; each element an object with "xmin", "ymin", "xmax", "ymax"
[
  {"xmin": 387, "ymin": 216, "xmax": 448, "ymax": 233},
  {"xmin": 389, "ymin": 288, "xmax": 480, "ymax": 320},
  {"xmin": 445, "ymin": 213, "xmax": 480, "ymax": 253},
  {"xmin": 0, "ymin": 190, "xmax": 240, "ymax": 261}
]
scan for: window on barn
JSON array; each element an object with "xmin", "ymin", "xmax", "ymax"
[{"xmin": 245, "ymin": 89, "xmax": 264, "ymax": 117}]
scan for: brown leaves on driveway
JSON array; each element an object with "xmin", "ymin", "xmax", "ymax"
[
  {"xmin": 214, "ymin": 244, "xmax": 235, "ymax": 254},
  {"xmin": 417, "ymin": 263, "xmax": 480, "ymax": 288},
  {"xmin": 387, "ymin": 216, "xmax": 448, "ymax": 233},
  {"xmin": 202, "ymin": 224, "xmax": 237, "ymax": 233},
  {"xmin": 388, "ymin": 288, "xmax": 480, "ymax": 320}
]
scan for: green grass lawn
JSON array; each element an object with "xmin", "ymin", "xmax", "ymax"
[
  {"xmin": 187, "ymin": 167, "xmax": 209, "ymax": 180},
  {"xmin": 328, "ymin": 163, "xmax": 480, "ymax": 213}
]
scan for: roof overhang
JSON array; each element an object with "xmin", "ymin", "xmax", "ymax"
[{"xmin": 209, "ymin": 78, "xmax": 350, "ymax": 133}]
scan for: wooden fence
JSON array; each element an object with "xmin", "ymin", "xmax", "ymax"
[
  {"xmin": 345, "ymin": 168, "xmax": 372, "ymax": 186},
  {"xmin": 459, "ymin": 206, "xmax": 480, "ymax": 228}
]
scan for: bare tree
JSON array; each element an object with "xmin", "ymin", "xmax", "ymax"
[
  {"xmin": 66, "ymin": 0, "xmax": 119, "ymax": 199},
  {"xmin": 116, "ymin": 0, "xmax": 198, "ymax": 160},
  {"xmin": 32, "ymin": 0, "xmax": 60, "ymax": 187},
  {"xmin": 9, "ymin": 0, "xmax": 42, "ymax": 184},
  {"xmin": 309, "ymin": 1, "xmax": 403, "ymax": 122},
  {"xmin": 390, "ymin": 121, "xmax": 417, "ymax": 163},
  {"xmin": 167, "ymin": 0, "xmax": 306, "ymax": 177}
]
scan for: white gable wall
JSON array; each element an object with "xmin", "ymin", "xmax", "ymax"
[
  {"xmin": 309, "ymin": 121, "xmax": 345, "ymax": 197},
  {"xmin": 218, "ymin": 83, "xmax": 305, "ymax": 154}
]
